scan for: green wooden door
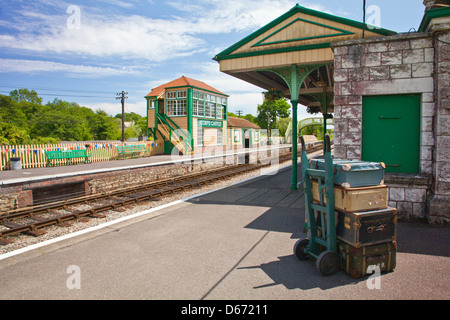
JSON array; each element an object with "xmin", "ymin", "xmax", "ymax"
[{"xmin": 362, "ymin": 94, "xmax": 420, "ymax": 173}]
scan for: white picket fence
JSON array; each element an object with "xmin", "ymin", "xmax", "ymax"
[{"xmin": 0, "ymin": 141, "xmax": 154, "ymax": 171}]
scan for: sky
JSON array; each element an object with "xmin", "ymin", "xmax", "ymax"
[{"xmin": 0, "ymin": 0, "xmax": 426, "ymax": 120}]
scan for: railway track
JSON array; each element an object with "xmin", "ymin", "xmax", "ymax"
[{"xmin": 0, "ymin": 143, "xmax": 324, "ymax": 245}]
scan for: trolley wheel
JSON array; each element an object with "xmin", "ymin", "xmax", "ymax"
[
  {"xmin": 293, "ymin": 239, "xmax": 310, "ymax": 261},
  {"xmin": 316, "ymin": 250, "xmax": 340, "ymax": 276}
]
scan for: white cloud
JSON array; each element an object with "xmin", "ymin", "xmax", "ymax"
[
  {"xmin": 97, "ymin": 0, "xmax": 136, "ymax": 9},
  {"xmin": 0, "ymin": 0, "xmax": 297, "ymax": 63},
  {"xmin": 0, "ymin": 14, "xmax": 203, "ymax": 62},
  {"xmin": 0, "ymin": 58, "xmax": 139, "ymax": 77},
  {"xmin": 84, "ymin": 100, "xmax": 147, "ymax": 117},
  {"xmin": 228, "ymin": 92, "xmax": 263, "ymax": 115},
  {"xmin": 0, "ymin": 0, "xmax": 330, "ymax": 120}
]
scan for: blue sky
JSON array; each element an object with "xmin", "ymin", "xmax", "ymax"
[{"xmin": 0, "ymin": 0, "xmax": 426, "ymax": 120}]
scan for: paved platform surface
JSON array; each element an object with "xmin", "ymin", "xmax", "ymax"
[{"xmin": 0, "ymin": 164, "xmax": 449, "ymax": 301}]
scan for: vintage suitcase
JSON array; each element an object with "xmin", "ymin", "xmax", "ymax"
[
  {"xmin": 309, "ymin": 158, "xmax": 385, "ymax": 187},
  {"xmin": 338, "ymin": 240, "xmax": 397, "ymax": 278},
  {"xmin": 336, "ymin": 207, "xmax": 397, "ymax": 248},
  {"xmin": 311, "ymin": 180, "xmax": 388, "ymax": 213}
]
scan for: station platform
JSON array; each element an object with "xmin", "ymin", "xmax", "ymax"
[
  {"xmin": 0, "ymin": 144, "xmax": 293, "ymax": 185},
  {"xmin": 0, "ymin": 158, "xmax": 449, "ymax": 302}
]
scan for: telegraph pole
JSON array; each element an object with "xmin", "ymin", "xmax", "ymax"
[
  {"xmin": 116, "ymin": 91, "xmax": 128, "ymax": 142},
  {"xmin": 362, "ymin": 0, "xmax": 366, "ymax": 38}
]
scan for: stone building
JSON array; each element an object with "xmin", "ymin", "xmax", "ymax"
[{"xmin": 332, "ymin": 0, "xmax": 450, "ymax": 222}]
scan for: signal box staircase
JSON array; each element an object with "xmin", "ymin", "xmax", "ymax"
[{"xmin": 156, "ymin": 113, "xmax": 193, "ymax": 155}]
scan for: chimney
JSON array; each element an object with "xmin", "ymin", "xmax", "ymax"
[
  {"xmin": 424, "ymin": 0, "xmax": 436, "ymax": 10},
  {"xmin": 424, "ymin": 0, "xmax": 450, "ymax": 10}
]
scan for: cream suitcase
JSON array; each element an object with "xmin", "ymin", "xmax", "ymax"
[{"xmin": 311, "ymin": 180, "xmax": 388, "ymax": 213}]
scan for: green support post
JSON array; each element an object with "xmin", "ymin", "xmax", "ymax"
[
  {"xmin": 321, "ymin": 88, "xmax": 328, "ymax": 154},
  {"xmin": 187, "ymin": 88, "xmax": 193, "ymax": 154},
  {"xmin": 323, "ymin": 135, "xmax": 336, "ymax": 253},
  {"xmin": 262, "ymin": 63, "xmax": 329, "ymax": 190},
  {"xmin": 291, "ymin": 99, "xmax": 299, "ymax": 190}
]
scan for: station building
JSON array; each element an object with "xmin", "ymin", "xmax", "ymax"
[
  {"xmin": 227, "ymin": 116, "xmax": 261, "ymax": 149},
  {"xmin": 145, "ymin": 76, "xmax": 260, "ymax": 155},
  {"xmin": 213, "ymin": 1, "xmax": 450, "ymax": 222}
]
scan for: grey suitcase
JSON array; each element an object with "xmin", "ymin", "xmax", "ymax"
[{"xmin": 309, "ymin": 158, "xmax": 385, "ymax": 187}]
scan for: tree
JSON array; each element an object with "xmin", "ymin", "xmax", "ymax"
[
  {"xmin": 136, "ymin": 117, "xmax": 148, "ymax": 137},
  {"xmin": 10, "ymin": 89, "xmax": 43, "ymax": 105},
  {"xmin": 277, "ymin": 117, "xmax": 291, "ymax": 138},
  {"xmin": 300, "ymin": 125, "xmax": 334, "ymax": 141},
  {"xmin": 125, "ymin": 123, "xmax": 140, "ymax": 140},
  {"xmin": 243, "ymin": 114, "xmax": 256, "ymax": 124},
  {"xmin": 256, "ymin": 89, "xmax": 290, "ymax": 141},
  {"xmin": 0, "ymin": 95, "xmax": 31, "ymax": 144},
  {"xmin": 115, "ymin": 112, "xmax": 142, "ymax": 123},
  {"xmin": 0, "ymin": 121, "xmax": 30, "ymax": 144},
  {"xmin": 92, "ymin": 110, "xmax": 121, "ymax": 140},
  {"xmin": 1, "ymin": 90, "xmax": 145, "ymax": 143},
  {"xmin": 28, "ymin": 99, "xmax": 94, "ymax": 141}
]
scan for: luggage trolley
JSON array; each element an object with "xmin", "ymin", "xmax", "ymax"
[{"xmin": 294, "ymin": 134, "xmax": 341, "ymax": 276}]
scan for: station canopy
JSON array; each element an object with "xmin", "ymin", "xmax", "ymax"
[
  {"xmin": 213, "ymin": 3, "xmax": 396, "ymax": 190},
  {"xmin": 213, "ymin": 3, "xmax": 396, "ymax": 111}
]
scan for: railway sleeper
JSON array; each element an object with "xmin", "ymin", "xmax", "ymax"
[
  {"xmin": 24, "ymin": 228, "xmax": 47, "ymax": 237},
  {"xmin": 0, "ymin": 237, "xmax": 12, "ymax": 245},
  {"xmin": 90, "ymin": 213, "xmax": 106, "ymax": 219}
]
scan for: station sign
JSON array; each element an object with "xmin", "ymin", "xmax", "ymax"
[{"xmin": 197, "ymin": 119, "xmax": 223, "ymax": 128}]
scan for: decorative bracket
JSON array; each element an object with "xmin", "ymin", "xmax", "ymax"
[{"xmin": 261, "ymin": 63, "xmax": 330, "ymax": 102}]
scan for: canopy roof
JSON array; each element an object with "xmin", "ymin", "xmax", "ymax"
[{"xmin": 214, "ymin": 4, "xmax": 396, "ymax": 107}]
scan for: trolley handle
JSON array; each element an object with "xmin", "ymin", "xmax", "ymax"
[
  {"xmin": 324, "ymin": 133, "xmax": 331, "ymax": 153},
  {"xmin": 300, "ymin": 135, "xmax": 306, "ymax": 151}
]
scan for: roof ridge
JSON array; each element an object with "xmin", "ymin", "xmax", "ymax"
[{"xmin": 145, "ymin": 76, "xmax": 227, "ymax": 97}]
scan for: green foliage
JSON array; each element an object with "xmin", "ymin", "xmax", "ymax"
[
  {"xmin": 0, "ymin": 89, "xmax": 146, "ymax": 144},
  {"xmin": 9, "ymin": 88, "xmax": 43, "ymax": 105},
  {"xmin": 92, "ymin": 109, "xmax": 122, "ymax": 140},
  {"xmin": 300, "ymin": 125, "xmax": 334, "ymax": 141},
  {"xmin": 125, "ymin": 124, "xmax": 141, "ymax": 140},
  {"xmin": 115, "ymin": 111, "xmax": 141, "ymax": 123},
  {"xmin": 227, "ymin": 112, "xmax": 258, "ymax": 125},
  {"xmin": 277, "ymin": 117, "xmax": 291, "ymax": 137},
  {"xmin": 243, "ymin": 114, "xmax": 256, "ymax": 124},
  {"xmin": 255, "ymin": 98, "xmax": 290, "ymax": 132}
]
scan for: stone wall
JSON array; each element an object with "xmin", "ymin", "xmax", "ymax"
[
  {"xmin": 333, "ymin": 33, "xmax": 435, "ymax": 165},
  {"xmin": 332, "ymin": 31, "xmax": 449, "ymax": 223},
  {"xmin": 0, "ymin": 159, "xmax": 232, "ymax": 214},
  {"xmin": 427, "ymin": 13, "xmax": 450, "ymax": 223}
]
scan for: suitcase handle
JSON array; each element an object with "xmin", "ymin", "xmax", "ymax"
[{"xmin": 367, "ymin": 224, "xmax": 386, "ymax": 233}]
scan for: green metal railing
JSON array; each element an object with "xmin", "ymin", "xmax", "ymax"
[{"xmin": 156, "ymin": 113, "xmax": 192, "ymax": 154}]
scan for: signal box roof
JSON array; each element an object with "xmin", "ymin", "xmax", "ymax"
[{"xmin": 145, "ymin": 76, "xmax": 228, "ymax": 99}]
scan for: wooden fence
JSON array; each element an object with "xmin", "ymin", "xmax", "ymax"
[{"xmin": 0, "ymin": 142, "xmax": 154, "ymax": 171}]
